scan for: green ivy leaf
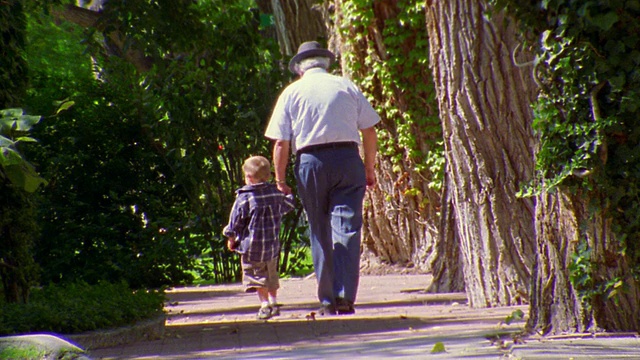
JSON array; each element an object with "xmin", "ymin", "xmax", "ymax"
[
  {"xmin": 55, "ymin": 100, "xmax": 75, "ymax": 114},
  {"xmin": 592, "ymin": 12, "xmax": 619, "ymax": 31},
  {"xmin": 404, "ymin": 188, "xmax": 421, "ymax": 197}
]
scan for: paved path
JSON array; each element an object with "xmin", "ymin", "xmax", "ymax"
[{"xmin": 87, "ymin": 274, "xmax": 640, "ymax": 359}]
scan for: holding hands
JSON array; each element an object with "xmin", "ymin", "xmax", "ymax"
[{"xmin": 227, "ymin": 237, "xmax": 238, "ymax": 251}]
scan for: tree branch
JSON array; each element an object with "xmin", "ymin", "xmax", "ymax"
[
  {"xmin": 51, "ymin": 4, "xmax": 153, "ymax": 72},
  {"xmin": 0, "ymin": 260, "xmax": 17, "ymax": 270}
]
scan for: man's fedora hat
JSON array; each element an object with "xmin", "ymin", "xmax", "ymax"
[{"xmin": 288, "ymin": 41, "xmax": 336, "ymax": 74}]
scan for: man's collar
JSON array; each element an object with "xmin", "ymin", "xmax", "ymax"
[{"xmin": 302, "ymin": 67, "xmax": 328, "ymax": 76}]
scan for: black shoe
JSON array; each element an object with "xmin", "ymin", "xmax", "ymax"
[
  {"xmin": 317, "ymin": 303, "xmax": 336, "ymax": 316},
  {"xmin": 335, "ymin": 298, "xmax": 355, "ymax": 315}
]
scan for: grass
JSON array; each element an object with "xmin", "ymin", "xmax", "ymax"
[{"xmin": 188, "ymin": 245, "xmax": 315, "ymax": 285}]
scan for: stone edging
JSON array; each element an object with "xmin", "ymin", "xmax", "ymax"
[{"xmin": 65, "ymin": 314, "xmax": 166, "ymax": 350}]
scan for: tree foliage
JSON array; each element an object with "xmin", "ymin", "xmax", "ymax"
[
  {"xmin": 0, "ymin": 0, "xmax": 28, "ymax": 107},
  {"xmin": 15, "ymin": 0, "xmax": 305, "ymax": 288},
  {"xmin": 498, "ymin": 0, "xmax": 640, "ymax": 299},
  {"xmin": 492, "ymin": 0, "xmax": 640, "ymax": 332},
  {"xmin": 0, "ymin": 0, "xmax": 43, "ymax": 305},
  {"xmin": 335, "ymin": 0, "xmax": 444, "ymax": 270},
  {"xmin": 0, "ymin": 109, "xmax": 45, "ymax": 303},
  {"xmin": 0, "ymin": 109, "xmax": 46, "ymax": 193}
]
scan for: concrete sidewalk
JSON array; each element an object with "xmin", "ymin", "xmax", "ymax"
[{"xmin": 87, "ymin": 274, "xmax": 640, "ymax": 359}]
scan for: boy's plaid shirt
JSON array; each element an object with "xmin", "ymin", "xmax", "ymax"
[{"xmin": 223, "ymin": 182, "xmax": 295, "ymax": 262}]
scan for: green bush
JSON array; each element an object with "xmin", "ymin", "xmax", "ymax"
[{"xmin": 0, "ymin": 281, "xmax": 165, "ymax": 336}]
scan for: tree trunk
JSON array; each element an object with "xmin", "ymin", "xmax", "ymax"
[
  {"xmin": 528, "ymin": 192, "xmax": 586, "ymax": 334},
  {"xmin": 529, "ymin": 182, "xmax": 640, "ymax": 334},
  {"xmin": 51, "ymin": 3, "xmax": 153, "ymax": 72},
  {"xmin": 425, "ymin": 0, "xmax": 537, "ymax": 307},
  {"xmin": 427, "ymin": 170, "xmax": 465, "ymax": 292},
  {"xmin": 255, "ymin": 0, "xmax": 327, "ymax": 57},
  {"xmin": 331, "ymin": 0, "xmax": 443, "ymax": 273}
]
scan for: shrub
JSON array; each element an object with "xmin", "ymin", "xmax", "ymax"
[{"xmin": 0, "ymin": 281, "xmax": 165, "ymax": 336}]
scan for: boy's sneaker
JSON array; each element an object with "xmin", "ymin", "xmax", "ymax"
[
  {"xmin": 257, "ymin": 305, "xmax": 273, "ymax": 320},
  {"xmin": 317, "ymin": 303, "xmax": 336, "ymax": 316},
  {"xmin": 257, "ymin": 305, "xmax": 280, "ymax": 320}
]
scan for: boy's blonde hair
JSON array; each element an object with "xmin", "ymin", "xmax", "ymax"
[{"xmin": 243, "ymin": 155, "xmax": 271, "ymax": 182}]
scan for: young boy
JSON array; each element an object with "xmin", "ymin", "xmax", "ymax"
[{"xmin": 223, "ymin": 155, "xmax": 295, "ymax": 320}]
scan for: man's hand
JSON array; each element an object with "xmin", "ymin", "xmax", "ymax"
[
  {"xmin": 273, "ymin": 140, "xmax": 291, "ymax": 194},
  {"xmin": 227, "ymin": 238, "xmax": 238, "ymax": 251},
  {"xmin": 365, "ymin": 168, "xmax": 377, "ymax": 189},
  {"xmin": 276, "ymin": 182, "xmax": 292, "ymax": 195}
]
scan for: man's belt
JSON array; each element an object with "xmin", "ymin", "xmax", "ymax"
[{"xmin": 297, "ymin": 141, "xmax": 358, "ymax": 155}]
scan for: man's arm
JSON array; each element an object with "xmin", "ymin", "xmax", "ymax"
[
  {"xmin": 360, "ymin": 126, "xmax": 377, "ymax": 188},
  {"xmin": 273, "ymin": 139, "xmax": 292, "ymax": 194}
]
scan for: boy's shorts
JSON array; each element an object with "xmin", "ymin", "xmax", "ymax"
[{"xmin": 241, "ymin": 257, "xmax": 280, "ymax": 292}]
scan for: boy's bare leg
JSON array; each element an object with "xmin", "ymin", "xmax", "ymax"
[
  {"xmin": 268, "ymin": 289, "xmax": 277, "ymax": 301},
  {"xmin": 257, "ymin": 287, "xmax": 269, "ymax": 303}
]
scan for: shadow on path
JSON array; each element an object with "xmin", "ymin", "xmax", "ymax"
[
  {"xmin": 96, "ymin": 313, "xmax": 519, "ymax": 360},
  {"xmin": 88, "ymin": 276, "xmax": 532, "ymax": 360}
]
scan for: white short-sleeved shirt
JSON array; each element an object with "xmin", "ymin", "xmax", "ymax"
[{"xmin": 265, "ymin": 68, "xmax": 380, "ymax": 152}]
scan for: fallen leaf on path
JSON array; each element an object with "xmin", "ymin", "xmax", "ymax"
[
  {"xmin": 431, "ymin": 342, "xmax": 446, "ymax": 353},
  {"xmin": 513, "ymin": 335, "xmax": 526, "ymax": 344}
]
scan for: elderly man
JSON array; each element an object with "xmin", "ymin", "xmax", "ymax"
[{"xmin": 265, "ymin": 41, "xmax": 380, "ymax": 315}]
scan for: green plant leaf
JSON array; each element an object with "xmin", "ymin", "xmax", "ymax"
[
  {"xmin": 0, "ymin": 113, "xmax": 41, "ymax": 132},
  {"xmin": 431, "ymin": 342, "xmax": 446, "ymax": 353},
  {"xmin": 55, "ymin": 100, "xmax": 75, "ymax": 114},
  {"xmin": 0, "ymin": 135, "xmax": 14, "ymax": 148},
  {"xmin": 0, "ymin": 108, "xmax": 24, "ymax": 118},
  {"xmin": 4, "ymin": 163, "xmax": 48, "ymax": 193},
  {"xmin": 0, "ymin": 148, "xmax": 23, "ymax": 167},
  {"xmin": 505, "ymin": 309, "xmax": 525, "ymax": 325},
  {"xmin": 592, "ymin": 12, "xmax": 619, "ymax": 31},
  {"xmin": 15, "ymin": 136, "xmax": 37, "ymax": 143}
]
